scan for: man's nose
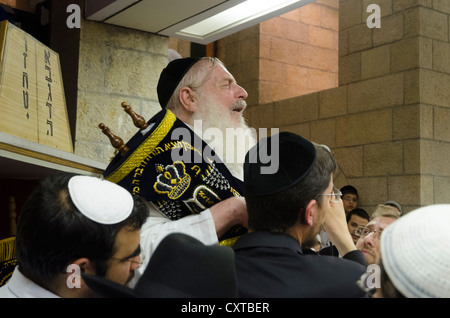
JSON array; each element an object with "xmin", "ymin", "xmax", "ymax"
[{"xmin": 236, "ymin": 84, "xmax": 248, "ymax": 100}]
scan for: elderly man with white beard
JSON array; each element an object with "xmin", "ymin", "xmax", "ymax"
[{"xmin": 102, "ymin": 57, "xmax": 259, "ymax": 285}]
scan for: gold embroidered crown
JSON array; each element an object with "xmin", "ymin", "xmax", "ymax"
[{"xmin": 154, "ymin": 161, "xmax": 191, "ymax": 200}]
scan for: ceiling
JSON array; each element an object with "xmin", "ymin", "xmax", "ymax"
[{"xmin": 84, "ymin": 0, "xmax": 315, "ymax": 45}]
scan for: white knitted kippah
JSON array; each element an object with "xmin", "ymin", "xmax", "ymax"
[
  {"xmin": 68, "ymin": 176, "xmax": 133, "ymax": 224},
  {"xmin": 380, "ymin": 204, "xmax": 450, "ymax": 298}
]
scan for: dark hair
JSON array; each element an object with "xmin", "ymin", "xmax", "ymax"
[
  {"xmin": 246, "ymin": 144, "xmax": 337, "ymax": 233},
  {"xmin": 340, "ymin": 185, "xmax": 358, "ymax": 199},
  {"xmin": 346, "ymin": 208, "xmax": 370, "ymax": 223},
  {"xmin": 15, "ymin": 172, "xmax": 149, "ymax": 287},
  {"xmin": 379, "ymin": 259, "xmax": 405, "ymax": 298}
]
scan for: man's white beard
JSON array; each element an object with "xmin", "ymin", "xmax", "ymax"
[{"xmin": 192, "ymin": 97, "xmax": 257, "ymax": 181}]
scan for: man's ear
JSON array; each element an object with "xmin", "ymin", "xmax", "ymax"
[
  {"xmin": 304, "ymin": 199, "xmax": 318, "ymax": 227},
  {"xmin": 64, "ymin": 258, "xmax": 94, "ymax": 291},
  {"xmin": 178, "ymin": 86, "xmax": 197, "ymax": 112}
]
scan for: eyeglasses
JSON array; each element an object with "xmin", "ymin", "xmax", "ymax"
[
  {"xmin": 355, "ymin": 226, "xmax": 382, "ymax": 240},
  {"xmin": 320, "ymin": 187, "xmax": 342, "ymax": 202},
  {"xmin": 110, "ymin": 252, "xmax": 146, "ymax": 266},
  {"xmin": 342, "ymin": 196, "xmax": 358, "ymax": 203}
]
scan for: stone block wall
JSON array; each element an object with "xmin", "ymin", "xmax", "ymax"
[
  {"xmin": 73, "ymin": 20, "xmax": 168, "ymax": 165},
  {"xmin": 217, "ymin": 0, "xmax": 339, "ymax": 107},
  {"xmin": 247, "ymin": 0, "xmax": 450, "ymax": 214}
]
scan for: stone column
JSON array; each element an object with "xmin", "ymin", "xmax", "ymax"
[{"xmin": 337, "ymin": 0, "xmax": 450, "ymax": 212}]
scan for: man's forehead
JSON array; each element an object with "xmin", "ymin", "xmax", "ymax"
[
  {"xmin": 367, "ymin": 216, "xmax": 395, "ymax": 229},
  {"xmin": 350, "ymin": 214, "xmax": 368, "ymax": 224},
  {"xmin": 209, "ymin": 64, "xmax": 234, "ymax": 81}
]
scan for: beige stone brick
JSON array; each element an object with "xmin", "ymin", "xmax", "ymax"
[
  {"xmin": 258, "ymin": 81, "xmax": 277, "ymax": 104},
  {"xmin": 246, "ymin": 103, "xmax": 274, "ymax": 130},
  {"xmin": 404, "ymin": 104, "xmax": 433, "ymax": 139},
  {"xmin": 420, "ymin": 7, "xmax": 449, "ymax": 41},
  {"xmin": 391, "ymin": 37, "xmax": 419, "ymax": 72},
  {"xmin": 404, "ymin": 69, "xmax": 420, "ymax": 105},
  {"xmin": 403, "ymin": 139, "xmax": 421, "ymax": 174},
  {"xmin": 373, "ymin": 13, "xmax": 404, "ymax": 46},
  {"xmin": 393, "ymin": 104, "xmax": 421, "ymax": 139},
  {"xmin": 364, "ymin": 141, "xmax": 404, "ymax": 176},
  {"xmin": 320, "ymin": 4, "xmax": 339, "ymax": 30},
  {"xmin": 430, "ymin": 140, "xmax": 450, "ymax": 176},
  {"xmin": 270, "ymin": 37, "xmax": 298, "ymax": 65},
  {"xmin": 404, "ymin": 7, "xmax": 420, "ymax": 38},
  {"xmin": 299, "ymin": 3, "xmax": 322, "ymax": 27},
  {"xmin": 433, "ymin": 0, "xmax": 450, "ymax": 14},
  {"xmin": 78, "ymin": 43, "xmax": 109, "ymax": 93},
  {"xmin": 75, "ymin": 92, "xmax": 140, "ymax": 146},
  {"xmin": 434, "ymin": 106, "xmax": 450, "ymax": 142},
  {"xmin": 240, "ymin": 39, "xmax": 259, "ymax": 62},
  {"xmin": 347, "ymin": 177, "xmax": 388, "ymax": 206},
  {"xmin": 332, "ymin": 146, "xmax": 364, "ymax": 177},
  {"xmin": 140, "ymin": 100, "xmax": 161, "ymax": 121},
  {"xmin": 285, "ymin": 20, "xmax": 310, "ymax": 44},
  {"xmin": 259, "ymin": 59, "xmax": 285, "ymax": 83},
  {"xmin": 285, "ymin": 65, "xmax": 309, "ymax": 87},
  {"xmin": 393, "ymin": 0, "xmax": 431, "ymax": 12},
  {"xmin": 310, "ymin": 26, "xmax": 338, "ymax": 50},
  {"xmin": 279, "ymin": 123, "xmax": 311, "ymax": 140},
  {"xmin": 220, "ymin": 43, "xmax": 238, "ymax": 66},
  {"xmin": 347, "ymin": 73, "xmax": 404, "ymax": 113},
  {"xmin": 420, "ymin": 69, "xmax": 450, "ymax": 107},
  {"xmin": 74, "ymin": 140, "xmax": 111, "ymax": 164},
  {"xmin": 434, "ymin": 177, "xmax": 450, "ymax": 204},
  {"xmin": 339, "ymin": 52, "xmax": 361, "ymax": 85},
  {"xmin": 105, "ymin": 49, "xmax": 161, "ymax": 99},
  {"xmin": 336, "ymin": 109, "xmax": 392, "ymax": 146},
  {"xmin": 319, "ymin": 86, "xmax": 348, "ymax": 118},
  {"xmin": 388, "ymin": 175, "xmax": 422, "ymax": 205},
  {"xmin": 273, "ymin": 93, "xmax": 319, "ymax": 126},
  {"xmin": 307, "ymin": 69, "xmax": 338, "ymax": 90},
  {"xmin": 298, "ymin": 44, "xmax": 339, "ymax": 72},
  {"xmin": 361, "ymin": 45, "xmax": 391, "ymax": 79},
  {"xmin": 311, "ymin": 118, "xmax": 337, "ymax": 147},
  {"xmin": 340, "ymin": 0, "xmax": 363, "ymax": 30},
  {"xmin": 339, "ymin": 30, "xmax": 349, "ymax": 57},
  {"xmin": 260, "ymin": 17, "xmax": 285, "ymax": 38},
  {"xmin": 348, "ymin": 24, "xmax": 373, "ymax": 53},
  {"xmin": 433, "ymin": 40, "xmax": 450, "ymax": 75},
  {"xmin": 420, "ymin": 176, "xmax": 434, "ymax": 205},
  {"xmin": 259, "ymin": 34, "xmax": 271, "ymax": 59},
  {"xmin": 233, "ymin": 59, "xmax": 259, "ymax": 85}
]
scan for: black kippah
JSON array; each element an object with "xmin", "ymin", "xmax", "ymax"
[
  {"xmin": 157, "ymin": 57, "xmax": 202, "ymax": 108},
  {"xmin": 244, "ymin": 132, "xmax": 316, "ymax": 196}
]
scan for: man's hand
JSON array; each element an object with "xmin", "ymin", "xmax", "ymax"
[
  {"xmin": 209, "ymin": 196, "xmax": 248, "ymax": 238},
  {"xmin": 323, "ymin": 198, "xmax": 356, "ymax": 256}
]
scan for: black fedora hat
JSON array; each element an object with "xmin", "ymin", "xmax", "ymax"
[
  {"xmin": 244, "ymin": 132, "xmax": 316, "ymax": 196},
  {"xmin": 82, "ymin": 233, "xmax": 237, "ymax": 298}
]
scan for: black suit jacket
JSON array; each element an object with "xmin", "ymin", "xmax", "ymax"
[{"xmin": 233, "ymin": 231, "xmax": 367, "ymax": 298}]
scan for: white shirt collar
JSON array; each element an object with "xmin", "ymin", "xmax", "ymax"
[{"xmin": 0, "ymin": 266, "xmax": 60, "ymax": 298}]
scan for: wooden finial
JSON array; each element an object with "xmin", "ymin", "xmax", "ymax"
[
  {"xmin": 121, "ymin": 102, "xmax": 148, "ymax": 130},
  {"xmin": 98, "ymin": 123, "xmax": 129, "ymax": 156}
]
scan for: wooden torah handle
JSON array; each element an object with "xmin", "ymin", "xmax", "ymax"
[
  {"xmin": 98, "ymin": 123, "xmax": 129, "ymax": 156},
  {"xmin": 122, "ymin": 102, "xmax": 148, "ymax": 130}
]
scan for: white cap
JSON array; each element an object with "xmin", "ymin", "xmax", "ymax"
[
  {"xmin": 68, "ymin": 176, "xmax": 133, "ymax": 224},
  {"xmin": 380, "ymin": 204, "xmax": 450, "ymax": 297}
]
